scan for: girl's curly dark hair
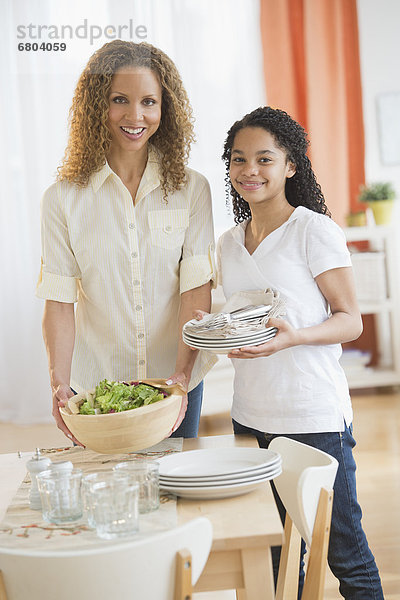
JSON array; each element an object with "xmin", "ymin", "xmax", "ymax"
[
  {"xmin": 222, "ymin": 106, "xmax": 330, "ymax": 223},
  {"xmin": 57, "ymin": 40, "xmax": 195, "ymax": 198}
]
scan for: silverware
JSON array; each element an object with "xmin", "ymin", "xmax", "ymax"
[{"xmin": 190, "ymin": 305, "xmax": 273, "ymax": 332}]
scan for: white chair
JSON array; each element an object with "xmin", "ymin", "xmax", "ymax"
[
  {"xmin": 268, "ymin": 437, "xmax": 338, "ymax": 600},
  {"xmin": 0, "ymin": 517, "xmax": 212, "ymax": 600}
]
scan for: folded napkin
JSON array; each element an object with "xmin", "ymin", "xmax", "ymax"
[{"xmin": 222, "ymin": 288, "xmax": 280, "ymax": 313}]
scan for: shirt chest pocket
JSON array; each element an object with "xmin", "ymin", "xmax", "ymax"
[{"xmin": 148, "ymin": 209, "xmax": 189, "ymax": 250}]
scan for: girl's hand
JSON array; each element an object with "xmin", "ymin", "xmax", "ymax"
[
  {"xmin": 228, "ymin": 317, "xmax": 301, "ymax": 359},
  {"xmin": 52, "ymin": 383, "xmax": 85, "ymax": 446}
]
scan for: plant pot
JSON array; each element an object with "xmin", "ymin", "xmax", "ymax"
[
  {"xmin": 346, "ymin": 212, "xmax": 367, "ymax": 227},
  {"xmin": 367, "ymin": 199, "xmax": 394, "ymax": 225}
]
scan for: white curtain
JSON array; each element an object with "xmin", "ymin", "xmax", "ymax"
[{"xmin": 0, "ymin": 0, "xmax": 266, "ymax": 423}]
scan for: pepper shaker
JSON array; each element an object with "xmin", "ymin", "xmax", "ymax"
[{"xmin": 26, "ymin": 448, "xmax": 52, "ymax": 510}]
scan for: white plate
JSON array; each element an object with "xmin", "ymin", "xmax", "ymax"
[
  {"xmin": 160, "ymin": 466, "xmax": 282, "ymax": 488},
  {"xmin": 157, "ymin": 447, "xmax": 281, "ymax": 478},
  {"xmin": 159, "ymin": 477, "xmax": 277, "ymax": 500},
  {"xmin": 183, "ymin": 342, "xmax": 276, "ymax": 355},
  {"xmin": 182, "ymin": 334, "xmax": 277, "ymax": 348},
  {"xmin": 182, "ymin": 327, "xmax": 277, "ymax": 343},
  {"xmin": 183, "ymin": 327, "xmax": 276, "ymax": 342},
  {"xmin": 182, "ymin": 327, "xmax": 277, "ymax": 339},
  {"xmin": 182, "ymin": 331, "xmax": 276, "ymax": 349},
  {"xmin": 159, "ymin": 457, "xmax": 281, "ymax": 483},
  {"xmin": 159, "ymin": 464, "xmax": 281, "ymax": 484},
  {"xmin": 183, "ymin": 334, "xmax": 275, "ymax": 350}
]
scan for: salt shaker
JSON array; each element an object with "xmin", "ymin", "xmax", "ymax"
[
  {"xmin": 26, "ymin": 448, "xmax": 52, "ymax": 510},
  {"xmin": 49, "ymin": 460, "xmax": 73, "ymax": 475}
]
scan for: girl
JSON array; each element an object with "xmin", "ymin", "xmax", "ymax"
[
  {"xmin": 36, "ymin": 40, "xmax": 216, "ymax": 444},
  {"xmin": 217, "ymin": 107, "xmax": 383, "ymax": 598}
]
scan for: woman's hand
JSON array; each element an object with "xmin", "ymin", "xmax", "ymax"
[
  {"xmin": 228, "ymin": 317, "xmax": 300, "ymax": 359},
  {"xmin": 165, "ymin": 372, "xmax": 189, "ymax": 435},
  {"xmin": 52, "ymin": 383, "xmax": 85, "ymax": 446}
]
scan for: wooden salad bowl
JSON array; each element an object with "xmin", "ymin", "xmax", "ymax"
[{"xmin": 59, "ymin": 379, "xmax": 185, "ymax": 454}]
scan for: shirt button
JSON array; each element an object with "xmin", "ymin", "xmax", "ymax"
[
  {"xmin": 164, "ymin": 225, "xmax": 172, "ymax": 233},
  {"xmin": 129, "ymin": 223, "xmax": 135, "ymax": 229},
  {"xmin": 131, "ymin": 252, "xmax": 138, "ymax": 258},
  {"xmin": 138, "ymin": 359, "xmax": 145, "ymax": 366},
  {"xmin": 133, "ymin": 280, "xmax": 140, "ymax": 286},
  {"xmin": 135, "ymin": 305, "xmax": 142, "ymax": 311},
  {"xmin": 138, "ymin": 333, "xmax": 144, "ymax": 339}
]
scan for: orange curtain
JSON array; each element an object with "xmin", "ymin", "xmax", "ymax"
[{"xmin": 260, "ymin": 0, "xmax": 365, "ymax": 224}]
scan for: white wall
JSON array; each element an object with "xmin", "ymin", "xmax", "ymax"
[{"xmin": 357, "ymin": 0, "xmax": 400, "ymax": 196}]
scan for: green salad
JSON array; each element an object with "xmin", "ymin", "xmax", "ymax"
[{"xmin": 79, "ymin": 379, "xmax": 168, "ymax": 415}]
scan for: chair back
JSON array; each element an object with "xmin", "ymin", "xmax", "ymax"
[
  {"xmin": 0, "ymin": 517, "xmax": 212, "ymax": 600},
  {"xmin": 269, "ymin": 437, "xmax": 338, "ymax": 546}
]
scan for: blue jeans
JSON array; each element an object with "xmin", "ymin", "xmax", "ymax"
[
  {"xmin": 170, "ymin": 381, "xmax": 203, "ymax": 438},
  {"xmin": 232, "ymin": 419, "xmax": 384, "ymax": 600}
]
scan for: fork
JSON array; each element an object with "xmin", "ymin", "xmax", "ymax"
[{"xmin": 190, "ymin": 304, "xmax": 273, "ymax": 331}]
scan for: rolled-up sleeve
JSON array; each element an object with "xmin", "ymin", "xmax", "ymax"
[
  {"xmin": 179, "ymin": 173, "xmax": 216, "ymax": 294},
  {"xmin": 36, "ymin": 182, "xmax": 81, "ymax": 302}
]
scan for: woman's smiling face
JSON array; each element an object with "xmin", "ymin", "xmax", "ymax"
[
  {"xmin": 229, "ymin": 126, "xmax": 296, "ymax": 206},
  {"xmin": 107, "ymin": 66, "xmax": 162, "ymax": 154}
]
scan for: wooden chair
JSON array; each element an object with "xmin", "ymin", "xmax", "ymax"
[
  {"xmin": 0, "ymin": 516, "xmax": 212, "ymax": 600},
  {"xmin": 269, "ymin": 437, "xmax": 338, "ymax": 600}
]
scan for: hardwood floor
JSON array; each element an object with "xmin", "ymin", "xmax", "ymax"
[{"xmin": 0, "ymin": 389, "xmax": 399, "ymax": 598}]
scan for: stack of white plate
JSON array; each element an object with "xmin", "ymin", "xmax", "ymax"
[
  {"xmin": 158, "ymin": 447, "xmax": 282, "ymax": 499},
  {"xmin": 182, "ymin": 322, "xmax": 277, "ymax": 355}
]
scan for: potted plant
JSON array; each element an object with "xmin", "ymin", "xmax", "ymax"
[
  {"xmin": 358, "ymin": 181, "xmax": 396, "ymax": 225},
  {"xmin": 346, "ymin": 211, "xmax": 367, "ymax": 227}
]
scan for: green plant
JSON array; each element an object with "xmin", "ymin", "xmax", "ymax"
[{"xmin": 358, "ymin": 182, "xmax": 396, "ymax": 203}]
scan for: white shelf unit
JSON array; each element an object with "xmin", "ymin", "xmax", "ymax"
[{"xmin": 343, "ymin": 224, "xmax": 400, "ymax": 389}]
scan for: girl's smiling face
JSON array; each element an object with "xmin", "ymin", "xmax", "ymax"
[
  {"xmin": 229, "ymin": 126, "xmax": 296, "ymax": 206},
  {"xmin": 107, "ymin": 66, "xmax": 162, "ymax": 154}
]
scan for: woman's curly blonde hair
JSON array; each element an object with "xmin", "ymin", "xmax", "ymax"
[{"xmin": 57, "ymin": 40, "xmax": 195, "ymax": 197}]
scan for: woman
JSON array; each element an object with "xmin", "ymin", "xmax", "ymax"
[
  {"xmin": 210, "ymin": 107, "xmax": 383, "ymax": 598},
  {"xmin": 36, "ymin": 40, "xmax": 216, "ymax": 444}
]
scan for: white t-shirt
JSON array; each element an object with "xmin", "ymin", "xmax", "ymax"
[
  {"xmin": 217, "ymin": 206, "xmax": 353, "ymax": 433},
  {"xmin": 36, "ymin": 150, "xmax": 217, "ymax": 392}
]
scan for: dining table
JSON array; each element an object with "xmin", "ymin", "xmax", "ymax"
[{"xmin": 0, "ymin": 433, "xmax": 283, "ymax": 599}]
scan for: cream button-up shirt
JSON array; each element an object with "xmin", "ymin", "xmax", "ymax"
[{"xmin": 36, "ymin": 151, "xmax": 217, "ymax": 392}]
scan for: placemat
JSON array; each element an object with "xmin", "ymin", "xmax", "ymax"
[{"xmin": 0, "ymin": 438, "xmax": 182, "ymax": 551}]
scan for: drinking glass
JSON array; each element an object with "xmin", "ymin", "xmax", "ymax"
[
  {"xmin": 113, "ymin": 460, "xmax": 160, "ymax": 513},
  {"xmin": 36, "ymin": 468, "xmax": 83, "ymax": 524},
  {"xmin": 81, "ymin": 471, "xmax": 128, "ymax": 529},
  {"xmin": 90, "ymin": 479, "xmax": 139, "ymax": 540}
]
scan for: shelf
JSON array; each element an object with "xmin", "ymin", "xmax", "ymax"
[
  {"xmin": 358, "ymin": 299, "xmax": 393, "ymax": 314},
  {"xmin": 345, "ymin": 368, "xmax": 400, "ymax": 390},
  {"xmin": 343, "ymin": 224, "xmax": 400, "ymax": 390},
  {"xmin": 344, "ymin": 225, "xmax": 393, "ymax": 242}
]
